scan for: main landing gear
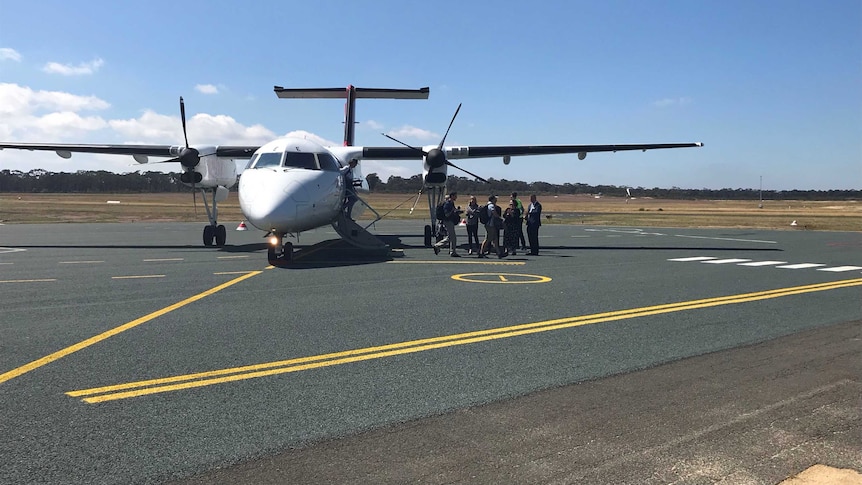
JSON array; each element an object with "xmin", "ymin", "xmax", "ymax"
[
  {"xmin": 203, "ymin": 224, "xmax": 227, "ymax": 247},
  {"xmin": 267, "ymin": 233, "xmax": 293, "ymax": 266},
  {"xmin": 199, "ymin": 186, "xmax": 228, "ymax": 247}
]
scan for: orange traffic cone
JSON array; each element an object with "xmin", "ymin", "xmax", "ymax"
[{"xmin": 236, "ymin": 221, "xmax": 248, "ymax": 231}]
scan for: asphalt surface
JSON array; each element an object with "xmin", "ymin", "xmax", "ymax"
[{"xmin": 1, "ymin": 220, "xmax": 860, "ymax": 484}]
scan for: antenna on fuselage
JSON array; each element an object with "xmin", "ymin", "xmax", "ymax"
[{"xmin": 272, "ymin": 85, "xmax": 430, "ymax": 146}]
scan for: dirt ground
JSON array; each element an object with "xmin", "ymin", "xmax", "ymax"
[{"xmin": 0, "ymin": 193, "xmax": 859, "ymax": 231}]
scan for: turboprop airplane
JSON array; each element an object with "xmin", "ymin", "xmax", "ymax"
[{"xmin": 0, "ymin": 85, "xmax": 703, "ymax": 265}]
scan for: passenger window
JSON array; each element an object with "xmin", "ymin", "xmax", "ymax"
[
  {"xmin": 253, "ymin": 152, "xmax": 283, "ymax": 168},
  {"xmin": 283, "ymin": 152, "xmax": 318, "ymax": 170},
  {"xmin": 317, "ymin": 152, "xmax": 340, "ymax": 172}
]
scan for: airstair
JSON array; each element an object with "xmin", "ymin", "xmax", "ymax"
[{"xmin": 331, "ymin": 196, "xmax": 389, "ymax": 252}]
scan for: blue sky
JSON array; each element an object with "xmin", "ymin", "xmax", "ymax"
[{"xmin": 0, "ymin": 0, "xmax": 859, "ymax": 190}]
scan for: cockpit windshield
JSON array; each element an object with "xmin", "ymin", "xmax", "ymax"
[
  {"xmin": 247, "ymin": 151, "xmax": 339, "ymax": 171},
  {"xmin": 283, "ymin": 152, "xmax": 318, "ymax": 170},
  {"xmin": 248, "ymin": 152, "xmax": 283, "ymax": 169},
  {"xmin": 317, "ymin": 152, "xmax": 340, "ymax": 172}
]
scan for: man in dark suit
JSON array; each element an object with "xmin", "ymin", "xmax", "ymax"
[{"xmin": 525, "ymin": 194, "xmax": 542, "ymax": 255}]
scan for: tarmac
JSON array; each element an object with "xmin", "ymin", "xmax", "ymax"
[
  {"xmin": 170, "ymin": 319, "xmax": 861, "ymax": 484},
  {"xmin": 1, "ymin": 221, "xmax": 860, "ymax": 484}
]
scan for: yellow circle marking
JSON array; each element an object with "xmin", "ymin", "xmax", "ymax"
[{"xmin": 451, "ymin": 273, "xmax": 552, "ymax": 284}]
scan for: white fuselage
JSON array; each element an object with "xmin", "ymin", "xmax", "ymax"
[
  {"xmin": 238, "ymin": 167, "xmax": 343, "ymax": 233},
  {"xmin": 237, "ymin": 137, "xmax": 355, "ymax": 234}
]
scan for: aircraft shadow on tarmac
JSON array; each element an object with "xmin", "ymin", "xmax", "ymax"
[
  {"xmin": 8, "ymin": 243, "xmax": 269, "ymax": 252},
  {"xmin": 275, "ymin": 237, "xmax": 402, "ymax": 269},
  {"xmin": 8, "ymin": 239, "xmax": 783, "ymax": 268}
]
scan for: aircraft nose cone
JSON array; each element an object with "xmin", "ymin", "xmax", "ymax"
[
  {"xmin": 239, "ymin": 171, "xmax": 286, "ymax": 229},
  {"xmin": 239, "ymin": 169, "xmax": 310, "ymax": 231}
]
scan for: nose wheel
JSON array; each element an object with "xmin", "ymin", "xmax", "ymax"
[{"xmin": 267, "ymin": 234, "xmax": 294, "ymax": 265}]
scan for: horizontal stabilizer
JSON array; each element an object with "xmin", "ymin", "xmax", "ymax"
[{"xmin": 273, "ymin": 86, "xmax": 429, "ymax": 99}]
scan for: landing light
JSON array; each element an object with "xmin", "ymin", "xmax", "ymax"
[{"xmin": 269, "ymin": 236, "xmax": 280, "ymax": 246}]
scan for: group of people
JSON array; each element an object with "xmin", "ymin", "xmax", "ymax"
[{"xmin": 433, "ymin": 191, "xmax": 542, "ymax": 258}]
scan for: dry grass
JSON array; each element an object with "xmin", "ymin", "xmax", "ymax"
[{"xmin": 1, "ymin": 192, "xmax": 859, "ymax": 231}]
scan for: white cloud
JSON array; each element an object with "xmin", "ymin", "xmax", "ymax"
[
  {"xmin": 42, "ymin": 58, "xmax": 105, "ymax": 76},
  {"xmin": 386, "ymin": 125, "xmax": 439, "ymax": 141},
  {"xmin": 108, "ymin": 111, "xmax": 278, "ymax": 146},
  {"xmin": 653, "ymin": 97, "xmax": 692, "ymax": 108},
  {"xmin": 0, "ymin": 83, "xmax": 286, "ymax": 173},
  {"xmin": 108, "ymin": 110, "xmax": 184, "ymax": 142},
  {"xmin": 0, "ymin": 83, "xmax": 111, "ymax": 140},
  {"xmin": 195, "ymin": 84, "xmax": 219, "ymax": 94},
  {"xmin": 0, "ymin": 83, "xmax": 110, "ymax": 115},
  {"xmin": 364, "ymin": 119, "xmax": 384, "ymax": 130},
  {"xmin": 0, "ymin": 48, "xmax": 21, "ymax": 61}
]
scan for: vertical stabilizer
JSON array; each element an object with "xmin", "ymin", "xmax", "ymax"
[{"xmin": 273, "ymin": 85, "xmax": 430, "ymax": 146}]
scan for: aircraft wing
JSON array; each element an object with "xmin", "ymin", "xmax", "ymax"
[
  {"xmin": 0, "ymin": 143, "xmax": 260, "ymax": 160},
  {"xmin": 360, "ymin": 142, "xmax": 702, "ymax": 160}
]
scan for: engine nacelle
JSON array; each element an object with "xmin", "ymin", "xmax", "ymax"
[
  {"xmin": 179, "ymin": 154, "xmax": 238, "ymax": 189},
  {"xmin": 578, "ymin": 152, "xmax": 587, "ymax": 160},
  {"xmin": 503, "ymin": 155, "xmax": 511, "ymax": 165},
  {"xmin": 422, "ymin": 163, "xmax": 448, "ymax": 187}
]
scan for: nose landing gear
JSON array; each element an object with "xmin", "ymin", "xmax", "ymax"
[{"xmin": 267, "ymin": 233, "xmax": 294, "ymax": 265}]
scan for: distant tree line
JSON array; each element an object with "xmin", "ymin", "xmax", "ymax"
[
  {"xmin": 0, "ymin": 169, "xmax": 183, "ymax": 193},
  {"xmin": 365, "ymin": 173, "xmax": 861, "ymax": 201},
  {"xmin": 2, "ymin": 169, "xmax": 859, "ymax": 200}
]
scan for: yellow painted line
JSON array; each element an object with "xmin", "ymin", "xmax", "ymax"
[
  {"xmin": 0, "ymin": 278, "xmax": 57, "ymax": 284},
  {"xmin": 452, "ymin": 273, "xmax": 552, "ymax": 284},
  {"xmin": 0, "ymin": 271, "xmax": 263, "ymax": 386},
  {"xmin": 111, "ymin": 275, "xmax": 165, "ymax": 280},
  {"xmin": 67, "ymin": 277, "xmax": 862, "ymax": 403},
  {"xmin": 143, "ymin": 258, "xmax": 183, "ymax": 262},
  {"xmin": 214, "ymin": 271, "xmax": 258, "ymax": 275},
  {"xmin": 387, "ymin": 260, "xmax": 525, "ymax": 265},
  {"xmin": 59, "ymin": 261, "xmax": 104, "ymax": 264}
]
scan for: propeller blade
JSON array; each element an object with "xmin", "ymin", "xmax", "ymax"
[
  {"xmin": 438, "ymin": 103, "xmax": 461, "ymax": 149},
  {"xmin": 447, "ymin": 160, "xmax": 489, "ymax": 183},
  {"xmin": 382, "ymin": 133, "xmax": 426, "ymax": 155},
  {"xmin": 180, "ymin": 97, "xmax": 189, "ymax": 148}
]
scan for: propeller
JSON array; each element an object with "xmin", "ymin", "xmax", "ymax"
[
  {"xmin": 167, "ymin": 97, "xmax": 202, "ymax": 213},
  {"xmin": 382, "ymin": 103, "xmax": 489, "ymax": 183},
  {"xmin": 167, "ymin": 97, "xmax": 201, "ymax": 169}
]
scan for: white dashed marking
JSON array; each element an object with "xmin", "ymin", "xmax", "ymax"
[
  {"xmin": 737, "ymin": 261, "xmax": 788, "ymax": 267},
  {"xmin": 817, "ymin": 266, "xmax": 862, "ymax": 272},
  {"xmin": 775, "ymin": 263, "xmax": 827, "ymax": 269},
  {"xmin": 701, "ymin": 258, "xmax": 752, "ymax": 264}
]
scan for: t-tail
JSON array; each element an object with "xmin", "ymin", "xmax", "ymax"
[{"xmin": 273, "ymin": 85, "xmax": 430, "ymax": 146}]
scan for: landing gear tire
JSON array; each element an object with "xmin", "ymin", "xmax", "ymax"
[
  {"xmin": 424, "ymin": 225, "xmax": 432, "ymax": 247},
  {"xmin": 215, "ymin": 224, "xmax": 227, "ymax": 246},
  {"xmin": 268, "ymin": 245, "xmax": 280, "ymax": 265},
  {"xmin": 267, "ymin": 238, "xmax": 293, "ymax": 266},
  {"xmin": 203, "ymin": 225, "xmax": 215, "ymax": 247}
]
